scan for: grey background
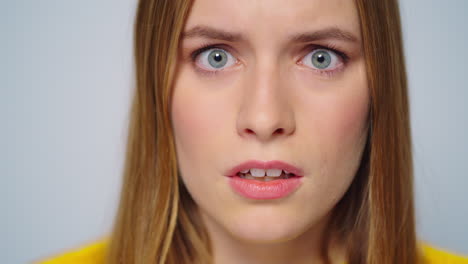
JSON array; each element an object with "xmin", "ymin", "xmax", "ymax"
[{"xmin": 2, "ymin": 0, "xmax": 467, "ymax": 263}]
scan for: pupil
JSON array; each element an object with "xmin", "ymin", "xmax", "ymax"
[
  {"xmin": 317, "ymin": 54, "xmax": 325, "ymax": 63},
  {"xmin": 214, "ymin": 53, "xmax": 222, "ymax": 62}
]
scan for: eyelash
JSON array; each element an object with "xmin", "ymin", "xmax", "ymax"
[
  {"xmin": 189, "ymin": 43, "xmax": 350, "ymax": 77},
  {"xmin": 190, "ymin": 43, "xmax": 233, "ymax": 77}
]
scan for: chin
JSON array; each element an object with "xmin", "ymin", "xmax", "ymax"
[{"xmin": 225, "ymin": 209, "xmax": 314, "ymax": 244}]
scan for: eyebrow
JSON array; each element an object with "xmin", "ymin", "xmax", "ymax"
[
  {"xmin": 182, "ymin": 26, "xmax": 244, "ymax": 42},
  {"xmin": 182, "ymin": 25, "xmax": 359, "ymax": 43},
  {"xmin": 290, "ymin": 27, "xmax": 358, "ymax": 43}
]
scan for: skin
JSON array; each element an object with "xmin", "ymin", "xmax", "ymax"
[{"xmin": 171, "ymin": 0, "xmax": 369, "ymax": 263}]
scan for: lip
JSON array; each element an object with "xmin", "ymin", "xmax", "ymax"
[
  {"xmin": 227, "ymin": 175, "xmax": 303, "ymax": 200},
  {"xmin": 225, "ymin": 160, "xmax": 304, "ymax": 200},
  {"xmin": 224, "ymin": 160, "xmax": 304, "ymax": 177}
]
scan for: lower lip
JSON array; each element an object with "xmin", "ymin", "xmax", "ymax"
[{"xmin": 227, "ymin": 175, "xmax": 303, "ymax": 200}]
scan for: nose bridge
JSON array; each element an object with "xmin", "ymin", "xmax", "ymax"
[
  {"xmin": 237, "ymin": 56, "xmax": 295, "ymax": 142},
  {"xmin": 250, "ymin": 57, "xmax": 281, "ymax": 104}
]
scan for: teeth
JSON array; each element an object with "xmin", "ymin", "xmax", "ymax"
[
  {"xmin": 250, "ymin": 168, "xmax": 265, "ymax": 177},
  {"xmin": 266, "ymin": 169, "xmax": 282, "ymax": 177},
  {"xmin": 264, "ymin": 177, "xmax": 275, "ymax": 182},
  {"xmin": 239, "ymin": 172, "xmax": 291, "ymax": 180},
  {"xmin": 238, "ymin": 168, "xmax": 294, "ymax": 177}
]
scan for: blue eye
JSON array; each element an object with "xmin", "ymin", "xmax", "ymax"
[
  {"xmin": 301, "ymin": 49, "xmax": 341, "ymax": 70},
  {"xmin": 196, "ymin": 48, "xmax": 236, "ymax": 70}
]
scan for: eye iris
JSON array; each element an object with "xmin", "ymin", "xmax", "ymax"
[
  {"xmin": 208, "ymin": 49, "xmax": 228, "ymax": 68},
  {"xmin": 311, "ymin": 50, "xmax": 331, "ymax": 69}
]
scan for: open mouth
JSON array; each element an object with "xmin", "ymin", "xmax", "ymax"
[
  {"xmin": 227, "ymin": 161, "xmax": 303, "ymax": 199},
  {"xmin": 236, "ymin": 170, "xmax": 297, "ymax": 181}
]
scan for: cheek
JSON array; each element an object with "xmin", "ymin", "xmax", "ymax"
[
  {"xmin": 171, "ymin": 78, "xmax": 210, "ymax": 171},
  {"xmin": 331, "ymin": 78, "xmax": 369, "ymax": 156},
  {"xmin": 292, "ymin": 60, "xmax": 369, "ymax": 184},
  {"xmin": 171, "ymin": 94, "xmax": 209, "ymax": 153},
  {"xmin": 170, "ymin": 66, "xmax": 236, "ymax": 187},
  {"xmin": 320, "ymin": 91, "xmax": 369, "ymax": 149},
  {"xmin": 171, "ymin": 72, "xmax": 224, "ymax": 158},
  {"xmin": 318, "ymin": 91, "xmax": 369, "ymax": 185},
  {"xmin": 306, "ymin": 78, "xmax": 369, "ymax": 183}
]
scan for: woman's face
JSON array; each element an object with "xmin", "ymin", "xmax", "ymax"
[{"xmin": 171, "ymin": 0, "xmax": 368, "ymax": 244}]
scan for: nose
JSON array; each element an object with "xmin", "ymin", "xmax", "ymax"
[{"xmin": 236, "ymin": 63, "xmax": 296, "ymax": 143}]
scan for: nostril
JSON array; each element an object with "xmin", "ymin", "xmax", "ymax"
[
  {"xmin": 245, "ymin": 128, "xmax": 255, "ymax": 134},
  {"xmin": 274, "ymin": 128, "xmax": 284, "ymax": 135}
]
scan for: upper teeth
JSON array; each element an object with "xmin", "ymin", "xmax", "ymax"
[{"xmin": 240, "ymin": 168, "xmax": 291, "ymax": 177}]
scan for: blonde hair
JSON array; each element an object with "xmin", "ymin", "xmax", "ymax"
[{"xmin": 107, "ymin": 0, "xmax": 420, "ymax": 263}]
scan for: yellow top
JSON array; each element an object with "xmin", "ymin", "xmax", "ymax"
[{"xmin": 37, "ymin": 240, "xmax": 468, "ymax": 264}]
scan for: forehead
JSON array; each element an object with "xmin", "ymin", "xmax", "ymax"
[{"xmin": 184, "ymin": 0, "xmax": 361, "ymax": 41}]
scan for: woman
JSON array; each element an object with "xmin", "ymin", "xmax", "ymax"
[{"xmin": 40, "ymin": 0, "xmax": 468, "ymax": 263}]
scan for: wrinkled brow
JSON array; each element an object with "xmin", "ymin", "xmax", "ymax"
[
  {"xmin": 182, "ymin": 26, "xmax": 244, "ymax": 42},
  {"xmin": 182, "ymin": 25, "xmax": 359, "ymax": 43}
]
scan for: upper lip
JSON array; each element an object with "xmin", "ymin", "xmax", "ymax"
[{"xmin": 225, "ymin": 160, "xmax": 304, "ymax": 177}]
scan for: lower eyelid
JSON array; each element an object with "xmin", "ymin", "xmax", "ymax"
[
  {"xmin": 296, "ymin": 60, "xmax": 346, "ymax": 78},
  {"xmin": 192, "ymin": 59, "xmax": 242, "ymax": 77},
  {"xmin": 313, "ymin": 65, "xmax": 345, "ymax": 76}
]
